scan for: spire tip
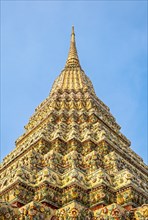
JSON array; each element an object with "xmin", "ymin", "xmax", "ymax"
[
  {"xmin": 65, "ymin": 26, "xmax": 80, "ymax": 68},
  {"xmin": 72, "ymin": 26, "xmax": 74, "ymax": 34}
]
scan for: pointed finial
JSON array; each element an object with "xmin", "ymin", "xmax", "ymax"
[
  {"xmin": 65, "ymin": 26, "xmax": 80, "ymax": 68},
  {"xmin": 72, "ymin": 25, "xmax": 74, "ymax": 34},
  {"xmin": 71, "ymin": 26, "xmax": 75, "ymax": 42}
]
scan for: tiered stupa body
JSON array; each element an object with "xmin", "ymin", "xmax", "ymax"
[{"xmin": 0, "ymin": 27, "xmax": 148, "ymax": 220}]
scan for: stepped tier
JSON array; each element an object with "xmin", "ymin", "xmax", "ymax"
[{"xmin": 0, "ymin": 27, "xmax": 147, "ymax": 219}]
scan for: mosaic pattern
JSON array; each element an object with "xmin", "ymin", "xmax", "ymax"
[{"xmin": 0, "ymin": 27, "xmax": 148, "ymax": 219}]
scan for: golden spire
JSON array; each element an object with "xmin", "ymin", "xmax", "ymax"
[{"xmin": 65, "ymin": 26, "xmax": 81, "ymax": 68}]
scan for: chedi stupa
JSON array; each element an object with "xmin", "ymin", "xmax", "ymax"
[{"xmin": 0, "ymin": 27, "xmax": 148, "ymax": 220}]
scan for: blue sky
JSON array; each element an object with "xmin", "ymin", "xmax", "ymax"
[{"xmin": 1, "ymin": 1, "xmax": 147, "ymax": 163}]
